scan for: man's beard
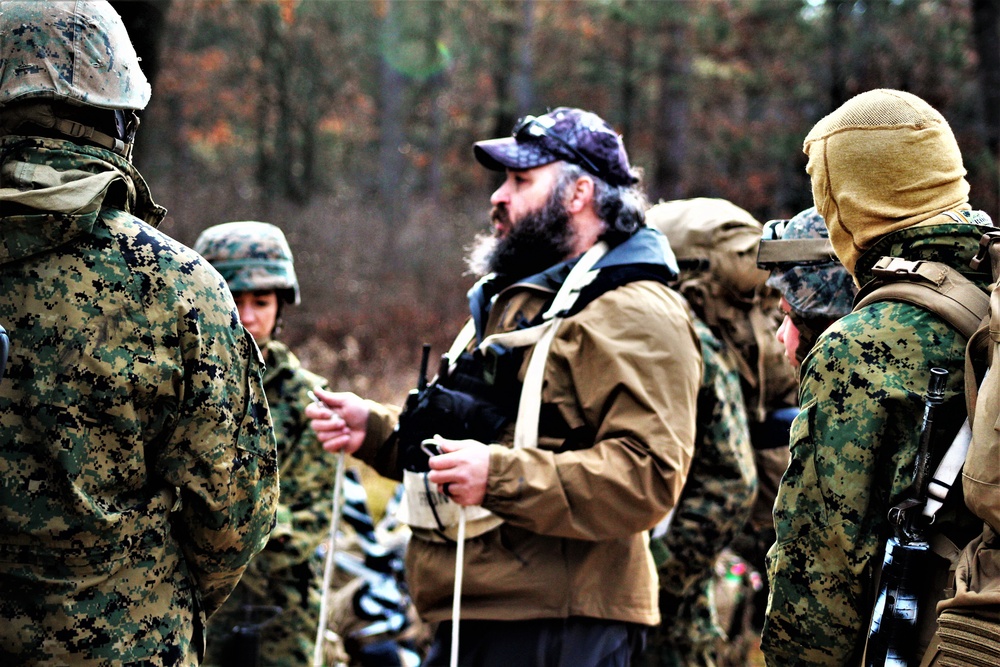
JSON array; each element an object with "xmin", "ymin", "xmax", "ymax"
[{"xmin": 466, "ymin": 188, "xmax": 576, "ymax": 280}]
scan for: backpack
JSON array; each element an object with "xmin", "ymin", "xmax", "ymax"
[
  {"xmin": 935, "ymin": 231, "xmax": 1000, "ymax": 666},
  {"xmin": 854, "ymin": 231, "xmax": 1000, "ymax": 665}
]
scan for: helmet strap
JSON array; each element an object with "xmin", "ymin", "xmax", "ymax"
[{"xmin": 0, "ymin": 102, "xmax": 137, "ymax": 159}]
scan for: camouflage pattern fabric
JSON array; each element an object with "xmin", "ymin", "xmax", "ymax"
[
  {"xmin": 765, "ymin": 207, "xmax": 856, "ymax": 321},
  {"xmin": 204, "ymin": 340, "xmax": 332, "ymax": 667},
  {"xmin": 761, "ymin": 222, "xmax": 990, "ymax": 665},
  {"xmin": 0, "ymin": 135, "xmax": 278, "ymax": 665},
  {"xmin": 0, "ymin": 0, "xmax": 151, "ymax": 111},
  {"xmin": 640, "ymin": 316, "xmax": 757, "ymax": 667},
  {"xmin": 193, "ymin": 221, "xmax": 301, "ymax": 305}
]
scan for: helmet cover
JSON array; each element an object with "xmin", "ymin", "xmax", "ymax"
[
  {"xmin": 0, "ymin": 0, "xmax": 150, "ymax": 110},
  {"xmin": 194, "ymin": 221, "xmax": 301, "ymax": 305},
  {"xmin": 765, "ymin": 207, "xmax": 857, "ymax": 319}
]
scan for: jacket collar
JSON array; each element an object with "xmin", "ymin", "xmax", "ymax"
[
  {"xmin": 467, "ymin": 226, "xmax": 678, "ymax": 341},
  {"xmin": 853, "ymin": 211, "xmax": 994, "ymax": 288},
  {"xmin": 0, "ymin": 135, "xmax": 166, "ymax": 264}
]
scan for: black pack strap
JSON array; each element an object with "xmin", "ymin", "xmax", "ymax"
[{"xmin": 854, "ymin": 257, "xmax": 989, "ymax": 340}]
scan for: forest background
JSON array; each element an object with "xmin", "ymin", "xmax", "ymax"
[{"xmin": 114, "ymin": 0, "xmax": 1000, "ymax": 410}]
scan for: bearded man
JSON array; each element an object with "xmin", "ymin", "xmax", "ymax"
[{"xmin": 307, "ymin": 107, "xmax": 702, "ymax": 666}]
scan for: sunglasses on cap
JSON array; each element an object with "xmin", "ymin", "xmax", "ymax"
[
  {"xmin": 756, "ymin": 218, "xmax": 837, "ymax": 269},
  {"xmin": 513, "ymin": 115, "xmax": 603, "ymax": 178}
]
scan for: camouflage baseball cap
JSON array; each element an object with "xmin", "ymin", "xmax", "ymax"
[
  {"xmin": 0, "ymin": 0, "xmax": 151, "ymax": 110},
  {"xmin": 194, "ymin": 221, "xmax": 300, "ymax": 305},
  {"xmin": 763, "ymin": 207, "xmax": 857, "ymax": 319},
  {"xmin": 473, "ymin": 107, "xmax": 638, "ymax": 187}
]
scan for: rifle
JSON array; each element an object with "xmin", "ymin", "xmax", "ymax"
[
  {"xmin": 392, "ymin": 342, "xmax": 510, "ymax": 476},
  {"xmin": 864, "ymin": 367, "xmax": 949, "ymax": 667}
]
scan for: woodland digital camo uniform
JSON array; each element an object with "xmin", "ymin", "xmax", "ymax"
[
  {"xmin": 0, "ymin": 1, "xmax": 278, "ymax": 663},
  {"xmin": 762, "ymin": 221, "xmax": 990, "ymax": 664},
  {"xmin": 647, "ymin": 198, "xmax": 799, "ymax": 642},
  {"xmin": 640, "ymin": 316, "xmax": 757, "ymax": 667},
  {"xmin": 204, "ymin": 339, "xmax": 332, "ymax": 667},
  {"xmin": 194, "ymin": 220, "xmax": 335, "ymax": 666},
  {"xmin": 0, "ymin": 133, "xmax": 279, "ymax": 665},
  {"xmin": 762, "ymin": 89, "xmax": 992, "ymax": 666}
]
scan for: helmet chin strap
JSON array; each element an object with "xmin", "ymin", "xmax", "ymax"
[{"xmin": 0, "ymin": 102, "xmax": 138, "ymax": 160}]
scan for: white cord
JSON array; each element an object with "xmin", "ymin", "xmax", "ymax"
[
  {"xmin": 450, "ymin": 506, "xmax": 467, "ymax": 667},
  {"xmin": 313, "ymin": 450, "xmax": 347, "ymax": 667}
]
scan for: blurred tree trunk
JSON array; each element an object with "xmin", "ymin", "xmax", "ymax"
[
  {"xmin": 111, "ymin": 0, "xmax": 170, "ymax": 167},
  {"xmin": 972, "ymin": 0, "xmax": 1000, "ymax": 156},
  {"xmin": 971, "ymin": 0, "xmax": 1000, "ymax": 221},
  {"xmin": 828, "ymin": 0, "xmax": 851, "ymax": 108},
  {"xmin": 379, "ymin": 0, "xmax": 407, "ymax": 225},
  {"xmin": 424, "ymin": 2, "xmax": 448, "ymax": 202},
  {"xmin": 618, "ymin": 1, "xmax": 638, "ymax": 144},
  {"xmin": 651, "ymin": 13, "xmax": 690, "ymax": 202},
  {"xmin": 513, "ymin": 0, "xmax": 536, "ymax": 117},
  {"xmin": 492, "ymin": 4, "xmax": 518, "ymax": 139},
  {"xmin": 255, "ymin": 3, "xmax": 282, "ymax": 211}
]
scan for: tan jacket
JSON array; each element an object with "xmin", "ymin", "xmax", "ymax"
[{"xmin": 359, "ymin": 263, "xmax": 701, "ymax": 626}]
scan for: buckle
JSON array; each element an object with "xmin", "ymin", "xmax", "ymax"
[
  {"xmin": 970, "ymin": 230, "xmax": 1000, "ymax": 271},
  {"xmin": 872, "ymin": 256, "xmax": 920, "ymax": 276}
]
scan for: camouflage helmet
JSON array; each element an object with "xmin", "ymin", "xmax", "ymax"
[
  {"xmin": 758, "ymin": 207, "xmax": 857, "ymax": 319},
  {"xmin": 646, "ymin": 197, "xmax": 769, "ymax": 296},
  {"xmin": 194, "ymin": 221, "xmax": 301, "ymax": 305},
  {"xmin": 0, "ymin": 0, "xmax": 151, "ymax": 110}
]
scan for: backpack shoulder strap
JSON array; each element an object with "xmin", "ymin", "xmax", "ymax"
[
  {"xmin": 476, "ymin": 241, "xmax": 609, "ymax": 450},
  {"xmin": 854, "ymin": 255, "xmax": 991, "ymax": 532},
  {"xmin": 853, "ymin": 256, "xmax": 989, "ymax": 340}
]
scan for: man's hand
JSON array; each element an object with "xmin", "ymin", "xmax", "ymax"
[
  {"xmin": 305, "ymin": 388, "xmax": 369, "ymax": 455},
  {"xmin": 425, "ymin": 435, "xmax": 490, "ymax": 507}
]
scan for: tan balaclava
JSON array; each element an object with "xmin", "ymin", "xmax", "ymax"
[{"xmin": 803, "ymin": 88, "xmax": 971, "ymax": 275}]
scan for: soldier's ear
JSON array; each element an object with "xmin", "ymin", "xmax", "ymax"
[{"xmin": 564, "ymin": 175, "xmax": 594, "ymax": 215}]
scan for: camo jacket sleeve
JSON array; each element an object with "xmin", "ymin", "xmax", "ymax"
[
  {"xmin": 247, "ymin": 341, "xmax": 332, "ymax": 575},
  {"xmin": 655, "ymin": 317, "xmax": 757, "ymax": 599},
  {"xmin": 137, "ymin": 220, "xmax": 279, "ymax": 617},
  {"xmin": 761, "ymin": 301, "xmax": 969, "ymax": 666}
]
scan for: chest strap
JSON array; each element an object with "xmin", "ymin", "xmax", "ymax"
[{"xmin": 446, "ymin": 242, "xmax": 609, "ymax": 451}]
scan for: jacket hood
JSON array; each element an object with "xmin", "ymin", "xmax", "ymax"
[
  {"xmin": 803, "ymin": 89, "xmax": 970, "ymax": 275},
  {"xmin": 0, "ymin": 135, "xmax": 166, "ymax": 264}
]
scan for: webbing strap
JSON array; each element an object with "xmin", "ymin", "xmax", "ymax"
[
  {"xmin": 485, "ymin": 242, "xmax": 608, "ymax": 450},
  {"xmin": 854, "ymin": 257, "xmax": 989, "ymax": 340},
  {"xmin": 855, "ymin": 257, "xmax": 990, "ymax": 527},
  {"xmin": 937, "ymin": 609, "xmax": 1000, "ymax": 666}
]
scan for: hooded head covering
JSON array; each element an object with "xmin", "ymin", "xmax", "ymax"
[{"xmin": 802, "ymin": 88, "xmax": 970, "ymax": 275}]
